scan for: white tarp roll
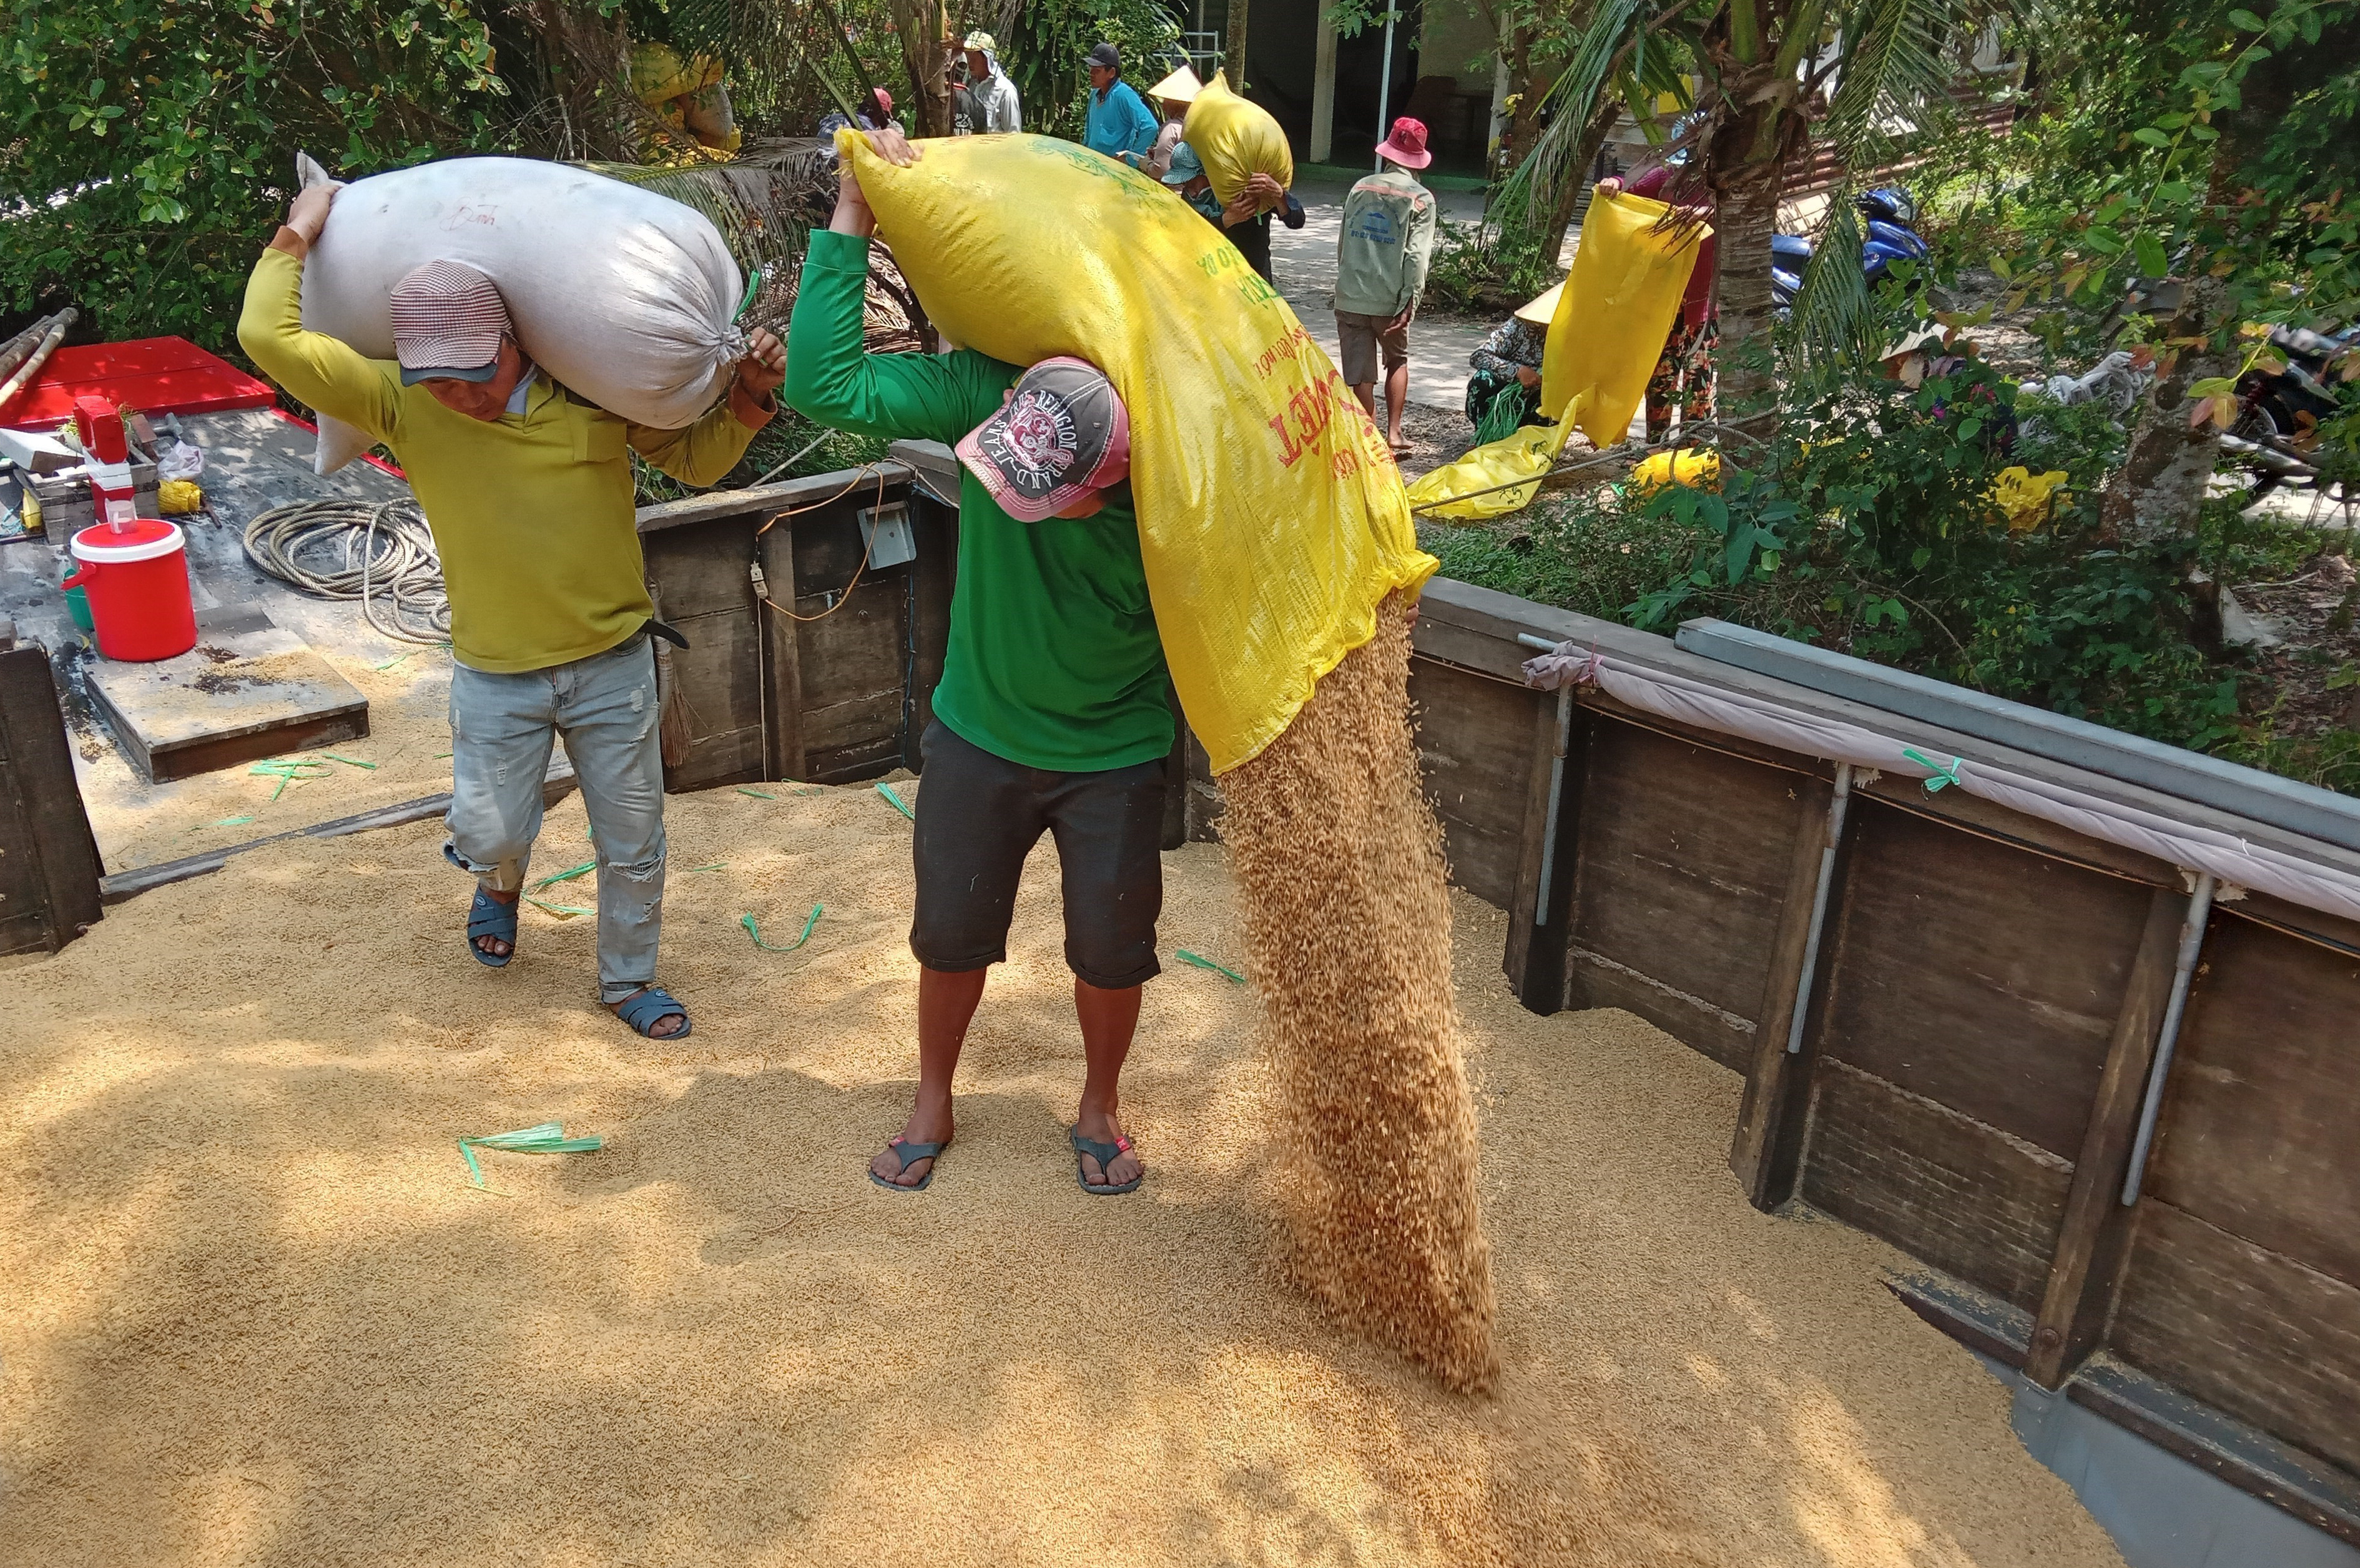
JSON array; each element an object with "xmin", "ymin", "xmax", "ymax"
[
  {"xmin": 293, "ymin": 152, "xmax": 746, "ymax": 474},
  {"xmin": 1523, "ymin": 644, "xmax": 2360, "ymax": 928}
]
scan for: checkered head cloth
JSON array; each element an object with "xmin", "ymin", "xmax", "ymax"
[{"xmin": 389, "ymin": 260, "xmax": 511, "ymax": 381}]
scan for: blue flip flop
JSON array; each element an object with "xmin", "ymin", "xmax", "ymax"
[
  {"xmin": 868, "ymin": 1135, "xmax": 948, "ymax": 1192},
  {"xmin": 1071, "ymin": 1127, "xmax": 1144, "ymax": 1195},
  {"xmin": 466, "ymin": 888, "xmax": 518, "ymax": 968},
  {"xmin": 612, "ymin": 985, "xmax": 692, "ymax": 1039}
]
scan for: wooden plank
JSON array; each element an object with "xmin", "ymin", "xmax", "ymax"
[
  {"xmin": 1563, "ymin": 718, "xmax": 1806, "ymax": 1066},
  {"xmin": 99, "ymin": 765, "xmax": 577, "ymax": 903},
  {"xmin": 1887, "ymin": 1268, "xmax": 2035, "ymax": 1371},
  {"xmin": 0, "ymin": 645, "xmax": 104, "ymax": 952},
  {"xmin": 909, "ymin": 491, "xmax": 958, "ymax": 742},
  {"xmin": 1408, "ymin": 657, "xmax": 1539, "ymax": 910},
  {"xmin": 757, "ymin": 526, "xmax": 804, "ymax": 782},
  {"xmin": 1729, "ymin": 768, "xmax": 1844, "ymax": 1208},
  {"xmin": 660, "ymin": 609, "xmax": 764, "ymax": 792},
  {"xmin": 2148, "ymin": 909, "xmax": 2360, "ymax": 1289},
  {"xmin": 794, "ymin": 580, "xmax": 908, "ymax": 712},
  {"xmin": 806, "ymin": 730, "xmax": 905, "ymax": 784},
  {"xmin": 2025, "ymin": 884, "xmax": 2190, "ymax": 1388},
  {"xmin": 86, "ymin": 607, "xmax": 368, "ymax": 783},
  {"xmin": 1801, "ymin": 1059, "xmax": 2073, "ymax": 1311},
  {"xmin": 633, "ymin": 464, "xmax": 913, "ymax": 536},
  {"xmin": 1816, "ymin": 800, "xmax": 2148, "ymax": 1159},
  {"xmin": 801, "ymin": 690, "xmax": 905, "ymax": 758},
  {"xmin": 1504, "ymin": 693, "xmax": 1581, "ymax": 1014},
  {"xmin": 2113, "ymin": 1198, "xmax": 2360, "ymax": 1476},
  {"xmin": 1858, "ymin": 770, "xmax": 2180, "ymax": 888},
  {"xmin": 640, "ymin": 518, "xmax": 757, "ymax": 620},
  {"xmin": 791, "ymin": 508, "xmax": 880, "ymax": 596}
]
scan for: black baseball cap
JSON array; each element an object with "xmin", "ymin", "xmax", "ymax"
[{"xmin": 1085, "ymin": 42, "xmax": 1120, "ymax": 71}]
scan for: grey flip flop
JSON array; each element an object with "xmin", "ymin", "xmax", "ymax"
[{"xmin": 1070, "ymin": 1127, "xmax": 1143, "ymax": 1196}]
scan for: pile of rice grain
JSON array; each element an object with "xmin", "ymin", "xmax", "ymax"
[{"xmin": 1218, "ymin": 596, "xmax": 1498, "ymax": 1391}]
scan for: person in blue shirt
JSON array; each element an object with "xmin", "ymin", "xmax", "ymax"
[{"xmin": 1081, "ymin": 42, "xmax": 1158, "ymax": 162}]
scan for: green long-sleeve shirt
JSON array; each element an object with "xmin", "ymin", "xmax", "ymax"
[
  {"xmin": 238, "ymin": 247, "xmax": 761, "ymax": 672},
  {"xmin": 784, "ymin": 229, "xmax": 1171, "ymax": 772}
]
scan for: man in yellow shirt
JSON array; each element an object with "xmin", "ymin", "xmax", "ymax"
[{"xmin": 238, "ymin": 182, "xmax": 784, "ymax": 1039}]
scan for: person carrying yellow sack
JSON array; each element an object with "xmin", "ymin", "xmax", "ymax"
[{"xmin": 787, "ymin": 127, "xmax": 1167, "ymax": 1198}]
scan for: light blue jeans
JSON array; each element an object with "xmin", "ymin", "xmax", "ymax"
[{"xmin": 445, "ymin": 632, "xmax": 666, "ymax": 1004}]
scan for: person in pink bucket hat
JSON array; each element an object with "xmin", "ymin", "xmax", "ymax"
[{"xmin": 1334, "ymin": 116, "xmax": 1438, "ymax": 458}]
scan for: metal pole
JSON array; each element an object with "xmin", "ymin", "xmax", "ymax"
[
  {"xmin": 1786, "ymin": 763, "xmax": 1853, "ymax": 1053},
  {"xmin": 1517, "ymin": 633, "xmax": 1575, "ymax": 928},
  {"xmin": 2120, "ymin": 872, "xmax": 2218, "ymax": 1205},
  {"xmin": 1374, "ymin": 7, "xmax": 1396, "ymax": 172}
]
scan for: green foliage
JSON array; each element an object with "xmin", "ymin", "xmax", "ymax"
[
  {"xmin": 1417, "ymin": 489, "xmax": 1718, "ymax": 620},
  {"xmin": 634, "ymin": 406, "xmax": 889, "ymax": 504},
  {"xmin": 2, "ymin": 0, "xmax": 511, "ymax": 353},
  {"xmin": 1001, "ymin": 0, "xmax": 1184, "ymax": 142},
  {"xmin": 1422, "ymin": 217, "xmax": 1561, "ymax": 315}
]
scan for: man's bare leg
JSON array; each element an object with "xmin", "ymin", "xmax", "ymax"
[
  {"xmin": 1351, "ymin": 382, "xmax": 1377, "ymax": 418},
  {"xmin": 870, "ymin": 964, "xmax": 987, "ymax": 1185},
  {"xmin": 1073, "ymin": 976, "xmax": 1144, "ymax": 1187},
  {"xmin": 1384, "ymin": 363, "xmax": 1412, "ymax": 452}
]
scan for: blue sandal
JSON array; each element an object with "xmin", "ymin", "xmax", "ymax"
[
  {"xmin": 1071, "ymin": 1127, "xmax": 1144, "ymax": 1195},
  {"xmin": 611, "ymin": 985, "xmax": 692, "ymax": 1039},
  {"xmin": 466, "ymin": 888, "xmax": 518, "ymax": 968},
  {"xmin": 868, "ymin": 1134, "xmax": 950, "ymax": 1192}
]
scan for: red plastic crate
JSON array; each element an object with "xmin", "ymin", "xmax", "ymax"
[{"xmin": 2, "ymin": 336, "xmax": 277, "ymax": 428}]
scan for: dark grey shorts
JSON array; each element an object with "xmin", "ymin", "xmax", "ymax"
[{"xmin": 910, "ymin": 720, "xmax": 1167, "ymax": 989}]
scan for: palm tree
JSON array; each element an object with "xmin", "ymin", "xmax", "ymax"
[{"xmin": 1509, "ymin": 0, "xmax": 1999, "ymax": 429}]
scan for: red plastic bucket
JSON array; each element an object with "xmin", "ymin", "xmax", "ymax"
[{"xmin": 62, "ymin": 519, "xmax": 199, "ymax": 662}]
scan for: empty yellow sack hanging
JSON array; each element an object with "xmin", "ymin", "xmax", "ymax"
[
  {"xmin": 1181, "ymin": 72, "xmax": 1294, "ymax": 207},
  {"xmin": 1540, "ymin": 191, "xmax": 1706, "ymax": 447},
  {"xmin": 840, "ymin": 132, "xmax": 1433, "ymax": 773},
  {"xmin": 1405, "ymin": 406, "xmax": 1579, "ymax": 521}
]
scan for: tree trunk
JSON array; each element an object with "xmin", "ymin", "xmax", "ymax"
[
  {"xmin": 2100, "ymin": 274, "xmax": 2233, "ymax": 543},
  {"xmin": 1706, "ymin": 131, "xmax": 1787, "ymax": 432},
  {"xmin": 1538, "ymin": 101, "xmax": 1621, "ymax": 271},
  {"xmin": 887, "ymin": 0, "xmax": 954, "ymax": 136},
  {"xmin": 1227, "ymin": 0, "xmax": 1250, "ymax": 91}
]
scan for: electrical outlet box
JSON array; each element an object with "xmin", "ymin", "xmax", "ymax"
[{"xmin": 858, "ymin": 501, "xmax": 916, "ymax": 569}]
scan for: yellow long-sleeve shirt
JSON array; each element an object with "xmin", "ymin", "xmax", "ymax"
[{"xmin": 238, "ymin": 247, "xmax": 761, "ymax": 672}]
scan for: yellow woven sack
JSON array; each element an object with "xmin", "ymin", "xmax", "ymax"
[
  {"xmin": 1404, "ymin": 410, "xmax": 1576, "ymax": 520},
  {"xmin": 1181, "ymin": 72, "xmax": 1294, "ymax": 207},
  {"xmin": 841, "ymin": 132, "xmax": 1433, "ymax": 773},
  {"xmin": 1630, "ymin": 446, "xmax": 1720, "ymax": 496},
  {"xmin": 1540, "ymin": 190, "xmax": 1706, "ymax": 446}
]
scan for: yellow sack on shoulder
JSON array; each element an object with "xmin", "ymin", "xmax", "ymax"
[
  {"xmin": 1181, "ymin": 72, "xmax": 1294, "ymax": 207},
  {"xmin": 842, "ymin": 132, "xmax": 1431, "ymax": 774},
  {"xmin": 1541, "ymin": 191, "xmax": 1705, "ymax": 447}
]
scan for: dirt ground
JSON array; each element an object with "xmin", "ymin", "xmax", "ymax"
[{"xmin": 0, "ymin": 782, "xmax": 2124, "ymax": 1567}]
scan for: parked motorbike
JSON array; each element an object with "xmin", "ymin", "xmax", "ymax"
[
  {"xmin": 2229, "ymin": 321, "xmax": 2354, "ymax": 501},
  {"xmin": 1771, "ymin": 187, "xmax": 1930, "ymax": 311}
]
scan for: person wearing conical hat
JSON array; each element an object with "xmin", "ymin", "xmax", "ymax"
[
  {"xmin": 1126, "ymin": 64, "xmax": 1201, "ymax": 180},
  {"xmin": 1463, "ymin": 282, "xmax": 1557, "ymax": 437}
]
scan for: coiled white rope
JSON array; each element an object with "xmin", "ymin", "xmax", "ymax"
[{"xmin": 242, "ymin": 499, "xmax": 451, "ymax": 645}]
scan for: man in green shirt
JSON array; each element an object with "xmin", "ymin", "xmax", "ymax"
[
  {"xmin": 787, "ymin": 127, "xmax": 1166, "ymax": 1196},
  {"xmin": 240, "ymin": 181, "xmax": 784, "ymax": 1041}
]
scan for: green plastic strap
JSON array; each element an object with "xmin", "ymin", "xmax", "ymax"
[
  {"xmin": 1176, "ymin": 949, "xmax": 1246, "ymax": 984},
  {"xmin": 1900, "ymin": 747, "xmax": 1965, "ymax": 793},
  {"xmin": 874, "ymin": 780, "xmax": 915, "ymax": 821},
  {"xmin": 191, "ymin": 815, "xmax": 254, "ymax": 833},
  {"xmin": 250, "ymin": 757, "xmax": 332, "ymax": 801},
  {"xmin": 737, "ymin": 786, "xmax": 777, "ymax": 800},
  {"xmin": 526, "ymin": 898, "xmax": 593, "ymax": 918},
  {"xmin": 322, "ymin": 753, "xmax": 377, "ymax": 770},
  {"xmin": 742, "ymin": 904, "xmax": 823, "ymax": 952},
  {"xmin": 530, "ymin": 860, "xmax": 596, "ymax": 891},
  {"xmin": 734, "ymin": 265, "xmax": 762, "ymax": 323},
  {"xmin": 457, "ymin": 1120, "xmax": 604, "ymax": 1187}
]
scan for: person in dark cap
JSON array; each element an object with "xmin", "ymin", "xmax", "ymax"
[
  {"xmin": 1082, "ymin": 42, "xmax": 1158, "ymax": 163},
  {"xmin": 787, "ymin": 126, "xmax": 1169, "ymax": 1199}
]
